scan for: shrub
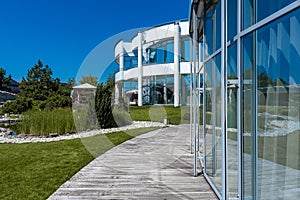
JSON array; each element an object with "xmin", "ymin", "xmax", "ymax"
[{"xmin": 2, "ymin": 97, "xmax": 33, "ymax": 114}]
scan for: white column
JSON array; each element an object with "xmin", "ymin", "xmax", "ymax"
[
  {"xmin": 114, "ymin": 83, "xmax": 119, "ymax": 104},
  {"xmin": 138, "ymin": 32, "xmax": 143, "ymax": 106},
  {"xmin": 174, "ymin": 22, "xmax": 180, "ymax": 107},
  {"xmin": 164, "ymin": 77, "xmax": 167, "ymax": 104},
  {"xmin": 119, "ymin": 41, "xmax": 125, "ymax": 98}
]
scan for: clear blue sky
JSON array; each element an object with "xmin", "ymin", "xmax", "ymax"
[{"xmin": 0, "ymin": 0, "xmax": 190, "ymax": 83}]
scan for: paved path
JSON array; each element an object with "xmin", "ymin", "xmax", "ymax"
[{"xmin": 48, "ymin": 124, "xmax": 217, "ymax": 199}]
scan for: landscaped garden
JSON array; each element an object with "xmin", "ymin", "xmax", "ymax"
[{"xmin": 0, "ymin": 61, "xmax": 203, "ymax": 199}]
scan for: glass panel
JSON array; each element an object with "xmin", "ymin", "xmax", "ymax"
[
  {"xmin": 227, "ymin": 43, "xmax": 239, "ymax": 198},
  {"xmin": 156, "ymin": 47, "xmax": 165, "ymax": 64},
  {"xmin": 228, "ymin": 0, "xmax": 237, "ymax": 41},
  {"xmin": 215, "ymin": 2, "xmax": 221, "ymax": 51},
  {"xmin": 205, "ymin": 59, "xmax": 214, "ymax": 176},
  {"xmin": 124, "ymin": 53, "xmax": 138, "ymax": 70},
  {"xmin": 256, "ymin": 9, "xmax": 300, "ymax": 199},
  {"xmin": 242, "ymin": 32, "xmax": 255, "ymax": 199},
  {"xmin": 242, "ymin": 0, "xmax": 255, "ymax": 29},
  {"xmin": 204, "ymin": 54, "xmax": 222, "ymax": 195},
  {"xmin": 205, "ymin": 9, "xmax": 214, "ymax": 57},
  {"xmin": 204, "ymin": 1, "xmax": 221, "ymax": 58},
  {"xmin": 166, "ymin": 43, "xmax": 174, "ymax": 63},
  {"xmin": 166, "ymin": 76, "xmax": 174, "ymax": 104},
  {"xmin": 181, "ymin": 39, "xmax": 190, "ymax": 61},
  {"xmin": 212, "ymin": 54, "xmax": 222, "ymax": 194},
  {"xmin": 257, "ymin": 0, "xmax": 296, "ymax": 22}
]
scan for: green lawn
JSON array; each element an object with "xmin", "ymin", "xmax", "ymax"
[
  {"xmin": 129, "ymin": 105, "xmax": 202, "ymax": 125},
  {"xmin": 0, "ymin": 127, "xmax": 160, "ymax": 200}
]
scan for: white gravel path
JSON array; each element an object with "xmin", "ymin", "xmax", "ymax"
[{"xmin": 0, "ymin": 121, "xmax": 166, "ymax": 144}]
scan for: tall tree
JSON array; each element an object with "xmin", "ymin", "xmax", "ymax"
[
  {"xmin": 79, "ymin": 74, "xmax": 98, "ymax": 86},
  {"xmin": 95, "ymin": 79, "xmax": 117, "ymax": 129},
  {"xmin": 19, "ymin": 60, "xmax": 59, "ymax": 101},
  {"xmin": 0, "ymin": 67, "xmax": 12, "ymax": 92}
]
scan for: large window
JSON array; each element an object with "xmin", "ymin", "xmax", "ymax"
[
  {"xmin": 204, "ymin": 53, "xmax": 223, "ymax": 194},
  {"xmin": 243, "ymin": 0, "xmax": 297, "ymax": 29},
  {"xmin": 147, "ymin": 40, "xmax": 174, "ymax": 64},
  {"xmin": 124, "ymin": 53, "xmax": 138, "ymax": 70},
  {"xmin": 204, "ymin": 1, "xmax": 221, "ymax": 58},
  {"xmin": 241, "ymin": 8, "xmax": 300, "ymax": 199},
  {"xmin": 256, "ymin": 9, "xmax": 300, "ymax": 199}
]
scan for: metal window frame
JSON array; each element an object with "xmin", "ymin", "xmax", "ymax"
[
  {"xmin": 237, "ymin": 0, "xmax": 242, "ymax": 199},
  {"xmin": 193, "ymin": 1, "xmax": 300, "ymax": 200},
  {"xmin": 221, "ymin": 0, "xmax": 228, "ymax": 199}
]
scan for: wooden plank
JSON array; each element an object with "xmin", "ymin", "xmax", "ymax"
[{"xmin": 48, "ymin": 125, "xmax": 218, "ymax": 199}]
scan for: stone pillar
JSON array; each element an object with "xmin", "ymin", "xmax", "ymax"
[
  {"xmin": 174, "ymin": 22, "xmax": 180, "ymax": 107},
  {"xmin": 138, "ymin": 32, "xmax": 143, "ymax": 106}
]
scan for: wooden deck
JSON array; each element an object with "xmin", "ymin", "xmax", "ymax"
[{"xmin": 48, "ymin": 125, "xmax": 217, "ymax": 199}]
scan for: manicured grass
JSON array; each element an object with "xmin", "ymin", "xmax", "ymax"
[
  {"xmin": 0, "ymin": 127, "xmax": 160, "ymax": 200},
  {"xmin": 129, "ymin": 105, "xmax": 202, "ymax": 125}
]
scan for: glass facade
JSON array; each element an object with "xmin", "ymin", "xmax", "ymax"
[
  {"xmin": 145, "ymin": 38, "xmax": 190, "ymax": 65},
  {"xmin": 192, "ymin": 0, "xmax": 300, "ymax": 199},
  {"xmin": 141, "ymin": 75, "xmax": 175, "ymax": 105},
  {"xmin": 116, "ymin": 21, "xmax": 191, "ymax": 107},
  {"xmin": 124, "ymin": 52, "xmax": 138, "ymax": 70},
  {"xmin": 243, "ymin": 0, "xmax": 297, "ymax": 29}
]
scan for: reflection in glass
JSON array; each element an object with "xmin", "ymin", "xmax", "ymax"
[
  {"xmin": 204, "ymin": 2, "xmax": 221, "ymax": 58},
  {"xmin": 147, "ymin": 40, "xmax": 175, "ymax": 64},
  {"xmin": 205, "ymin": 59, "xmax": 213, "ymax": 177},
  {"xmin": 257, "ymin": 0, "xmax": 296, "ymax": 22},
  {"xmin": 181, "ymin": 39, "xmax": 190, "ymax": 61},
  {"xmin": 204, "ymin": 54, "xmax": 223, "ymax": 195},
  {"xmin": 242, "ymin": 32, "xmax": 255, "ymax": 199},
  {"xmin": 256, "ymin": 9, "xmax": 300, "ymax": 199},
  {"xmin": 227, "ymin": 0, "xmax": 237, "ymax": 41},
  {"xmin": 243, "ymin": 0, "xmax": 255, "ymax": 29},
  {"xmin": 227, "ymin": 43, "xmax": 238, "ymax": 198},
  {"xmin": 124, "ymin": 53, "xmax": 138, "ymax": 70}
]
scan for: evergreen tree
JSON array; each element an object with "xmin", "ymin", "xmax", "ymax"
[
  {"xmin": 0, "ymin": 67, "xmax": 12, "ymax": 92},
  {"xmin": 19, "ymin": 60, "xmax": 59, "ymax": 101},
  {"xmin": 95, "ymin": 80, "xmax": 117, "ymax": 129}
]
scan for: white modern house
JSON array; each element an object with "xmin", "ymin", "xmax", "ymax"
[{"xmin": 114, "ymin": 20, "xmax": 202, "ymax": 107}]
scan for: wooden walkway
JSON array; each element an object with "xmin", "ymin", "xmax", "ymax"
[{"xmin": 48, "ymin": 124, "xmax": 217, "ymax": 199}]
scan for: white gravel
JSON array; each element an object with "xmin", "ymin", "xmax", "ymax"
[{"xmin": 0, "ymin": 121, "xmax": 166, "ymax": 144}]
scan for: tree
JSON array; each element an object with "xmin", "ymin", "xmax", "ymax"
[
  {"xmin": 95, "ymin": 80, "xmax": 117, "ymax": 128},
  {"xmin": 6, "ymin": 60, "xmax": 74, "ymax": 113},
  {"xmin": 0, "ymin": 67, "xmax": 12, "ymax": 92},
  {"xmin": 79, "ymin": 74, "xmax": 98, "ymax": 86},
  {"xmin": 19, "ymin": 60, "xmax": 60, "ymax": 101}
]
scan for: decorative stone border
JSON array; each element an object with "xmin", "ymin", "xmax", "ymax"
[{"xmin": 0, "ymin": 121, "xmax": 166, "ymax": 144}]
